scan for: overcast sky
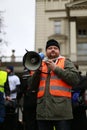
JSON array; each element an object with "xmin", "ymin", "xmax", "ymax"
[{"xmin": 0, "ymin": 0, "xmax": 35, "ymax": 56}]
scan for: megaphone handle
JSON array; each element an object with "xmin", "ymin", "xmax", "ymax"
[{"xmin": 41, "ymin": 71, "xmax": 50, "ymax": 74}]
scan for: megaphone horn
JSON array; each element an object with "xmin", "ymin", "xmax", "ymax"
[{"xmin": 23, "ymin": 51, "xmax": 42, "ymax": 71}]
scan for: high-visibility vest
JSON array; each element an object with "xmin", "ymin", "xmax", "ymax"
[
  {"xmin": 0, "ymin": 70, "xmax": 7, "ymax": 92},
  {"xmin": 37, "ymin": 57, "xmax": 72, "ymax": 98}
]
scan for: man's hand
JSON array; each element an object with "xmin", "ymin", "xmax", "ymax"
[
  {"xmin": 5, "ymin": 96, "xmax": 11, "ymax": 101},
  {"xmin": 46, "ymin": 60, "xmax": 56, "ymax": 71}
]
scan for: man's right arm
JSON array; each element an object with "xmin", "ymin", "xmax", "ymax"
[
  {"xmin": 27, "ymin": 70, "xmax": 41, "ymax": 92},
  {"xmin": 4, "ymin": 77, "xmax": 10, "ymax": 97}
]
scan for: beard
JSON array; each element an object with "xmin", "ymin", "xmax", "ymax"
[{"xmin": 48, "ymin": 52, "xmax": 59, "ymax": 59}]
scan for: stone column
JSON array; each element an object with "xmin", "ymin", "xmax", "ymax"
[
  {"xmin": 70, "ymin": 20, "xmax": 77, "ymax": 61},
  {"xmin": 11, "ymin": 49, "xmax": 15, "ymax": 62}
]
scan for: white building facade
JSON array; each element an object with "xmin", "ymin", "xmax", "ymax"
[{"xmin": 35, "ymin": 0, "xmax": 87, "ymax": 73}]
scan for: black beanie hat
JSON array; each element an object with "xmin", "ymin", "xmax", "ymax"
[{"xmin": 46, "ymin": 39, "xmax": 60, "ymax": 50}]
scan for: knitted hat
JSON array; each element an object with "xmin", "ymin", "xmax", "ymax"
[
  {"xmin": 46, "ymin": 39, "xmax": 60, "ymax": 50},
  {"xmin": 7, "ymin": 66, "xmax": 14, "ymax": 72}
]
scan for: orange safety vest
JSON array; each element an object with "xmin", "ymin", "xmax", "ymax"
[{"xmin": 37, "ymin": 57, "xmax": 72, "ymax": 98}]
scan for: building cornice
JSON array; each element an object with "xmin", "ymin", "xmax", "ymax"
[
  {"xmin": 66, "ymin": 0, "xmax": 87, "ymax": 9},
  {"xmin": 49, "ymin": 34, "xmax": 67, "ymax": 40},
  {"xmin": 66, "ymin": 0, "xmax": 87, "ymax": 17}
]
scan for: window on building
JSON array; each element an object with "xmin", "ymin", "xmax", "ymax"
[
  {"xmin": 78, "ymin": 29, "xmax": 87, "ymax": 37},
  {"xmin": 54, "ymin": 21, "xmax": 61, "ymax": 34},
  {"xmin": 53, "ymin": 0, "xmax": 59, "ymax": 1},
  {"xmin": 77, "ymin": 43, "xmax": 87, "ymax": 55}
]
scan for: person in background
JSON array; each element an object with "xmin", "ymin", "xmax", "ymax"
[
  {"xmin": 71, "ymin": 63, "xmax": 87, "ymax": 130},
  {"xmin": 4, "ymin": 66, "xmax": 21, "ymax": 130},
  {"xmin": 27, "ymin": 39, "xmax": 80, "ymax": 130},
  {"xmin": 5, "ymin": 66, "xmax": 21, "ymax": 106},
  {"xmin": 0, "ymin": 60, "xmax": 9, "ymax": 129},
  {"xmin": 20, "ymin": 67, "xmax": 38, "ymax": 130}
]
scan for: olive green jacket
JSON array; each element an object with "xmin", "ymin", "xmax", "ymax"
[{"xmin": 28, "ymin": 58, "xmax": 80, "ymax": 120}]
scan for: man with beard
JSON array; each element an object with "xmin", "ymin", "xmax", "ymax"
[{"xmin": 27, "ymin": 39, "xmax": 80, "ymax": 130}]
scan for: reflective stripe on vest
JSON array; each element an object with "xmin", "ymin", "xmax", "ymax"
[
  {"xmin": 37, "ymin": 57, "xmax": 72, "ymax": 98},
  {"xmin": 0, "ymin": 71, "xmax": 7, "ymax": 92}
]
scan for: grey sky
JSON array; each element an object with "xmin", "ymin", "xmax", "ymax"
[{"xmin": 0, "ymin": 0, "xmax": 35, "ymax": 56}]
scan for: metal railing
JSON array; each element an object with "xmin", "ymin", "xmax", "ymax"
[
  {"xmin": 0, "ymin": 56, "xmax": 23, "ymax": 62},
  {"xmin": 0, "ymin": 55, "xmax": 87, "ymax": 63}
]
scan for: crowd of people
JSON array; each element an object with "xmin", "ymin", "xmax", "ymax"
[
  {"xmin": 0, "ymin": 61, "xmax": 21, "ymax": 130},
  {"xmin": 0, "ymin": 39, "xmax": 87, "ymax": 130}
]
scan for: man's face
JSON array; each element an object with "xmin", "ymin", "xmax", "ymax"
[
  {"xmin": 6, "ymin": 68, "xmax": 11, "ymax": 73},
  {"xmin": 46, "ymin": 46, "xmax": 60, "ymax": 59}
]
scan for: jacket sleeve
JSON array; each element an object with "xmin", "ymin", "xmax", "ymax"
[
  {"xmin": 27, "ymin": 70, "xmax": 41, "ymax": 92},
  {"xmin": 54, "ymin": 58, "xmax": 80, "ymax": 87},
  {"xmin": 4, "ymin": 77, "xmax": 10, "ymax": 96},
  {"xmin": 72, "ymin": 74, "xmax": 87, "ymax": 90}
]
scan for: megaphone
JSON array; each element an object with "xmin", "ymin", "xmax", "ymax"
[{"xmin": 23, "ymin": 51, "xmax": 42, "ymax": 71}]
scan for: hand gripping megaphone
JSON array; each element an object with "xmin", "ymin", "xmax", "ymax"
[{"xmin": 23, "ymin": 51, "xmax": 44, "ymax": 71}]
